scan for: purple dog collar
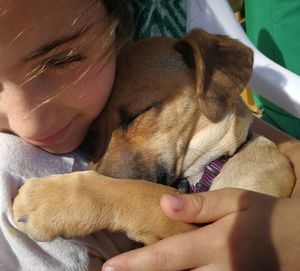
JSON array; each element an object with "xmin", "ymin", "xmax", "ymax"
[
  {"xmin": 176, "ymin": 131, "xmax": 253, "ymax": 194},
  {"xmin": 191, "ymin": 157, "xmax": 228, "ymax": 193}
]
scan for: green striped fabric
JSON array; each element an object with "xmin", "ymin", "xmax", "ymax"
[{"xmin": 131, "ymin": 0, "xmax": 187, "ymax": 40}]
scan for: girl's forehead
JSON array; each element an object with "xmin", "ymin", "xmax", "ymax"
[
  {"xmin": 0, "ymin": 0, "xmax": 106, "ymax": 61},
  {"xmin": 0, "ymin": 1, "xmax": 97, "ymax": 37},
  {"xmin": 0, "ymin": 0, "xmax": 82, "ymax": 20}
]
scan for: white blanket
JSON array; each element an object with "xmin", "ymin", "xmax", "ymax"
[{"xmin": 0, "ymin": 133, "xmax": 135, "ymax": 271}]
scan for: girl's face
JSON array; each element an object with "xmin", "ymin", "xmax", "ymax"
[{"xmin": 0, "ymin": 0, "xmax": 116, "ymax": 153}]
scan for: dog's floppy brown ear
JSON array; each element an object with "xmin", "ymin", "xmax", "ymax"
[{"xmin": 175, "ymin": 28, "xmax": 253, "ymax": 122}]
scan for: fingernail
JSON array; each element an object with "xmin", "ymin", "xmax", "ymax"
[
  {"xmin": 165, "ymin": 194, "xmax": 182, "ymax": 211},
  {"xmin": 103, "ymin": 266, "xmax": 115, "ymax": 271},
  {"xmin": 18, "ymin": 215, "xmax": 29, "ymax": 223}
]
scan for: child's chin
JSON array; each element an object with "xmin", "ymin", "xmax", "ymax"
[{"xmin": 40, "ymin": 141, "xmax": 79, "ymax": 154}]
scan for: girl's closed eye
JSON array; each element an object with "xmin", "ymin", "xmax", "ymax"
[
  {"xmin": 44, "ymin": 51, "xmax": 86, "ymax": 70},
  {"xmin": 23, "ymin": 50, "xmax": 87, "ymax": 85}
]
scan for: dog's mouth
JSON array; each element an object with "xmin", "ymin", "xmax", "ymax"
[
  {"xmin": 155, "ymin": 162, "xmax": 177, "ymax": 186},
  {"xmin": 155, "ymin": 163, "xmax": 194, "ymax": 194}
]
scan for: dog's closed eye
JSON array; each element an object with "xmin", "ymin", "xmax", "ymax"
[{"xmin": 118, "ymin": 101, "xmax": 161, "ymax": 130}]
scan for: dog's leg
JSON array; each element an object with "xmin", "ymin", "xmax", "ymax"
[{"xmin": 13, "ymin": 171, "xmax": 196, "ymax": 244}]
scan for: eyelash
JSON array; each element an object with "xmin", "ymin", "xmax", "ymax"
[{"xmin": 44, "ymin": 53, "xmax": 85, "ymax": 70}]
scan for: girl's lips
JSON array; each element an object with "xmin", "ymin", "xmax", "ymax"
[{"xmin": 26, "ymin": 121, "xmax": 73, "ymax": 146}]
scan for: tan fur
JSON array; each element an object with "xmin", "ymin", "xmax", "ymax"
[{"xmin": 13, "ymin": 29, "xmax": 295, "ymax": 245}]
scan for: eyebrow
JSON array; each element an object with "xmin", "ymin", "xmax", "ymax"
[{"xmin": 25, "ymin": 27, "xmax": 89, "ymax": 61}]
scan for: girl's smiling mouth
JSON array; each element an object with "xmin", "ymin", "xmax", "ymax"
[{"xmin": 25, "ymin": 120, "xmax": 74, "ymax": 146}]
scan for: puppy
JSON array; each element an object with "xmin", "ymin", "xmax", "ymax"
[{"xmin": 13, "ymin": 29, "xmax": 295, "ymax": 245}]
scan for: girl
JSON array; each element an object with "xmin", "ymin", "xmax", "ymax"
[
  {"xmin": 1, "ymin": 1, "xmax": 300, "ymax": 270},
  {"xmin": 0, "ymin": 1, "xmax": 137, "ymax": 270}
]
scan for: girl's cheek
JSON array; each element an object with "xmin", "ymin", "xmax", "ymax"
[
  {"xmin": 70, "ymin": 56, "xmax": 116, "ymax": 111},
  {"xmin": 23, "ymin": 69, "xmax": 86, "ymax": 111}
]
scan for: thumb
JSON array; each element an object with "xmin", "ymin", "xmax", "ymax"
[{"xmin": 160, "ymin": 188, "xmax": 253, "ymax": 224}]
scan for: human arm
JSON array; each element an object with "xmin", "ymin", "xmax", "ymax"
[{"xmin": 102, "ymin": 189, "xmax": 300, "ymax": 271}]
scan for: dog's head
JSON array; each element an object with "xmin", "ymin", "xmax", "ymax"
[{"xmin": 89, "ymin": 28, "xmax": 253, "ymax": 186}]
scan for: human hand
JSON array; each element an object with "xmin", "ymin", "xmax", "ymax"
[{"xmin": 102, "ymin": 188, "xmax": 300, "ymax": 271}]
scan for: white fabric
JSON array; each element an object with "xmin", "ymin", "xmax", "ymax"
[
  {"xmin": 187, "ymin": 0, "xmax": 300, "ymax": 118},
  {"xmin": 0, "ymin": 133, "xmax": 135, "ymax": 271}
]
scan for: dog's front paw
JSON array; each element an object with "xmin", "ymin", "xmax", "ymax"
[{"xmin": 12, "ymin": 172, "xmax": 97, "ymax": 242}]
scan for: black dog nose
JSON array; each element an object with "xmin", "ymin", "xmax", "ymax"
[{"xmin": 156, "ymin": 163, "xmax": 176, "ymax": 186}]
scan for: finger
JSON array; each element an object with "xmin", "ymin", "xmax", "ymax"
[
  {"xmin": 102, "ymin": 228, "xmax": 212, "ymax": 271},
  {"xmin": 160, "ymin": 188, "xmax": 260, "ymax": 224}
]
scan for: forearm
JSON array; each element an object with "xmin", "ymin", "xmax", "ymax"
[{"xmin": 251, "ymin": 117, "xmax": 293, "ymax": 146}]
